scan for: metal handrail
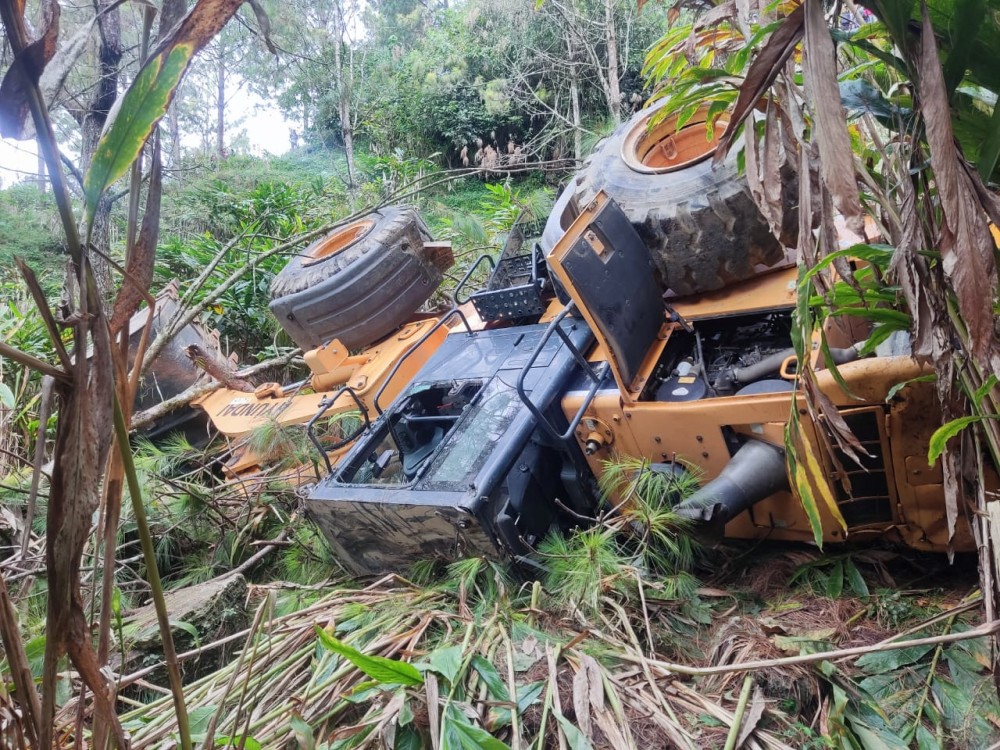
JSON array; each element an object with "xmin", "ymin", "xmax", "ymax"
[
  {"xmin": 453, "ymin": 253, "xmax": 496, "ymax": 305},
  {"xmin": 306, "ymin": 386, "xmax": 371, "ymax": 474},
  {"xmin": 373, "ymin": 307, "xmax": 474, "ymax": 415},
  {"xmin": 514, "ymin": 301, "xmax": 609, "ymax": 443}
]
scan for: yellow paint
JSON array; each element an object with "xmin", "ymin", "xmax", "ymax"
[{"xmin": 196, "ymin": 318, "xmax": 449, "ymax": 477}]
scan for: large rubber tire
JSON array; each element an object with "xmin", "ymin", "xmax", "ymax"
[
  {"xmin": 269, "ymin": 206, "xmax": 441, "ymax": 351},
  {"xmin": 540, "ymin": 182, "xmax": 576, "ymax": 255},
  {"xmin": 543, "ymin": 101, "xmax": 794, "ymax": 297}
]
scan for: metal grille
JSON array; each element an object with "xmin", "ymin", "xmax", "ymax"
[{"xmin": 831, "ymin": 408, "xmax": 894, "ymax": 526}]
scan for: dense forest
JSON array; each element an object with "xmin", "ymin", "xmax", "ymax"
[{"xmin": 3, "ymin": 0, "xmax": 1000, "ymax": 748}]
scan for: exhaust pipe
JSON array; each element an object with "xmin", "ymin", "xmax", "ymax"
[{"xmin": 674, "ymin": 439, "xmax": 789, "ymax": 524}]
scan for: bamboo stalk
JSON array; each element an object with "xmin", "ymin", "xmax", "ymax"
[
  {"xmin": 606, "ymin": 618, "xmax": 1000, "ymax": 677},
  {"xmin": 113, "ymin": 396, "xmax": 192, "ymax": 750},
  {"xmin": 724, "ymin": 675, "xmax": 753, "ymax": 750},
  {"xmin": 202, "ymin": 592, "xmax": 272, "ymax": 748}
]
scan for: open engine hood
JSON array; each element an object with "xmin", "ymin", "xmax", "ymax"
[{"xmin": 545, "ymin": 190, "xmax": 664, "ymax": 395}]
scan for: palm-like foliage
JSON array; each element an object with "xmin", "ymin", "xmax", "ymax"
[{"xmin": 538, "ymin": 454, "xmax": 701, "ymax": 617}]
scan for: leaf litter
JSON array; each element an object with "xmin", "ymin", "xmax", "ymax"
[{"xmin": 101, "ymin": 546, "xmax": 999, "ymax": 750}]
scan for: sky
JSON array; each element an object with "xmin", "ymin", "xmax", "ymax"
[
  {"xmin": 0, "ymin": 138, "xmax": 41, "ymax": 187},
  {"xmin": 0, "ymin": 91, "xmax": 293, "ymax": 187}
]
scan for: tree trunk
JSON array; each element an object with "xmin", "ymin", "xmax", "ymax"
[
  {"xmin": 168, "ymin": 101, "xmax": 182, "ymax": 167},
  {"xmin": 216, "ymin": 52, "xmax": 226, "ymax": 159},
  {"xmin": 570, "ymin": 75, "xmax": 582, "ymax": 165},
  {"xmin": 78, "ymin": 0, "xmax": 122, "ymax": 305},
  {"xmin": 604, "ymin": 0, "xmax": 622, "ymax": 123},
  {"xmin": 36, "ymin": 148, "xmax": 45, "ymax": 193},
  {"xmin": 157, "ymin": 0, "xmax": 186, "ymax": 39},
  {"xmin": 333, "ymin": 0, "xmax": 356, "ymax": 187},
  {"xmin": 565, "ymin": 31, "xmax": 583, "ymax": 165},
  {"xmin": 157, "ymin": 0, "xmax": 186, "ymax": 169}
]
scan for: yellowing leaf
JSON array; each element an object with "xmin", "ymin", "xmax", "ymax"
[
  {"xmin": 792, "ymin": 453, "xmax": 824, "ymax": 549},
  {"xmin": 83, "ymin": 0, "xmax": 244, "ymax": 225},
  {"xmin": 797, "ymin": 419, "xmax": 848, "ymax": 534}
]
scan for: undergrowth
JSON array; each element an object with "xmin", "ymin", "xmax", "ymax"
[{"xmin": 2, "ymin": 444, "xmax": 992, "ymax": 748}]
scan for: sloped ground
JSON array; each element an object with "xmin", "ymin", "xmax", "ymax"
[{"xmin": 106, "ymin": 547, "xmax": 998, "ymax": 750}]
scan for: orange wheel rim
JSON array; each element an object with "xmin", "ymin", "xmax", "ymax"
[
  {"xmin": 303, "ymin": 218, "xmax": 376, "ymax": 267},
  {"xmin": 622, "ymin": 104, "xmax": 728, "ymax": 174}
]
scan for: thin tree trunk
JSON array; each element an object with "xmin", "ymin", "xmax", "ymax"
[
  {"xmin": 159, "ymin": 0, "xmax": 187, "ymax": 172},
  {"xmin": 169, "ymin": 101, "xmax": 182, "ymax": 167},
  {"xmin": 78, "ymin": 0, "xmax": 122, "ymax": 305},
  {"xmin": 216, "ymin": 53, "xmax": 226, "ymax": 159},
  {"xmin": 333, "ymin": 0, "xmax": 355, "ymax": 187},
  {"xmin": 604, "ymin": 0, "xmax": 622, "ymax": 122},
  {"xmin": 565, "ymin": 31, "xmax": 582, "ymax": 165},
  {"xmin": 36, "ymin": 148, "xmax": 45, "ymax": 193}
]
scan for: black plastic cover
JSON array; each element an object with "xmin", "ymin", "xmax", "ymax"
[
  {"xmin": 555, "ymin": 198, "xmax": 662, "ymax": 388},
  {"xmin": 306, "ymin": 321, "xmax": 595, "ymax": 574}
]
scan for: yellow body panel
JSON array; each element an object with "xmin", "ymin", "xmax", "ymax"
[
  {"xmin": 563, "ymin": 351, "xmax": 976, "ymax": 553},
  {"xmin": 669, "ymin": 267, "xmax": 798, "ymax": 321},
  {"xmin": 195, "ymin": 318, "xmax": 449, "ymax": 475}
]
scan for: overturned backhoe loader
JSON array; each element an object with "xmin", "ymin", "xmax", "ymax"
[
  {"xmin": 190, "ymin": 206, "xmax": 455, "ymax": 479},
  {"xmin": 306, "ymin": 191, "xmax": 975, "ymax": 574},
  {"xmin": 179, "ymin": 101, "xmax": 975, "ymax": 575}
]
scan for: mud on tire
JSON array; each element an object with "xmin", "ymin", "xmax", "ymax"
[
  {"xmin": 542, "ymin": 102, "xmax": 794, "ymax": 297},
  {"xmin": 269, "ymin": 206, "xmax": 442, "ymax": 351}
]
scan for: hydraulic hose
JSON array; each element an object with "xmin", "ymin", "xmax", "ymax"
[{"xmin": 716, "ymin": 343, "xmax": 864, "ymax": 391}]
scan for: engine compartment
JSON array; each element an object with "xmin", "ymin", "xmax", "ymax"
[{"xmin": 646, "ymin": 311, "xmax": 798, "ymax": 402}]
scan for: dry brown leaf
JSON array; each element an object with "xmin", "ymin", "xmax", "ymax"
[
  {"xmin": 572, "ymin": 661, "xmax": 593, "ymax": 739},
  {"xmin": 591, "ymin": 705, "xmax": 629, "ymax": 749},
  {"xmin": 802, "ymin": 0, "xmax": 864, "ymax": 237},
  {"xmin": 918, "ymin": 4, "xmax": 998, "ymax": 362},
  {"xmin": 797, "ymin": 139, "xmax": 822, "ymax": 280},
  {"xmin": 743, "ymin": 108, "xmax": 767, "ymax": 216},
  {"xmin": 736, "ymin": 686, "xmax": 766, "ymax": 748},
  {"xmin": 937, "ymin": 372, "xmax": 966, "ymax": 552},
  {"xmin": 889, "ymin": 164, "xmax": 949, "ymax": 364},
  {"xmin": 694, "ymin": 1, "xmax": 737, "ymax": 31},
  {"xmin": 762, "ymin": 104, "xmax": 786, "ymax": 233},
  {"xmin": 583, "ymin": 654, "xmax": 603, "ymax": 710},
  {"xmin": 810, "ymin": 367, "xmax": 866, "ymax": 463},
  {"xmin": 0, "ymin": 0, "xmax": 60, "ymax": 139},
  {"xmin": 546, "ymin": 645, "xmax": 568, "ymax": 750},
  {"xmin": 716, "ymin": 3, "xmax": 804, "ymax": 160},
  {"xmin": 425, "ymin": 672, "xmax": 440, "ymax": 750}
]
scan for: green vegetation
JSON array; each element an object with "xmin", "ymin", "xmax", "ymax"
[
  {"xmin": 0, "ymin": 186, "xmax": 64, "ymax": 284},
  {"xmin": 2, "ymin": 0, "xmax": 1000, "ymax": 746}
]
